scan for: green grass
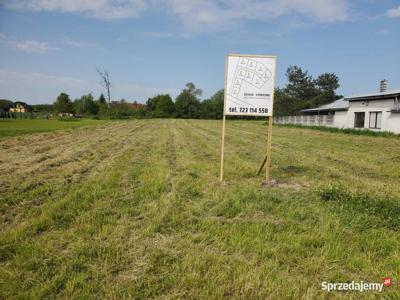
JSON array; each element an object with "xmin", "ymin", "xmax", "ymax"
[
  {"xmin": 0, "ymin": 119, "xmax": 399, "ymax": 299},
  {"xmin": 0, "ymin": 119, "xmax": 109, "ymax": 139}
]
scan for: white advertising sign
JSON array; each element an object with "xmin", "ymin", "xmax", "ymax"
[{"xmin": 224, "ymin": 54, "xmax": 276, "ymax": 116}]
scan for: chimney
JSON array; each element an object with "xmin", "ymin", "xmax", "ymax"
[{"xmin": 380, "ymin": 79, "xmax": 388, "ymax": 93}]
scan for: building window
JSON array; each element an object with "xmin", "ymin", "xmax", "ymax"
[
  {"xmin": 354, "ymin": 112, "xmax": 365, "ymax": 128},
  {"xmin": 369, "ymin": 112, "xmax": 382, "ymax": 129}
]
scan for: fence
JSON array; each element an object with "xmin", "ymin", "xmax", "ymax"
[
  {"xmin": 0, "ymin": 112, "xmax": 53, "ymax": 119},
  {"xmin": 0, "ymin": 111, "xmax": 35, "ymax": 119},
  {"xmin": 274, "ymin": 115, "xmax": 334, "ymax": 127}
]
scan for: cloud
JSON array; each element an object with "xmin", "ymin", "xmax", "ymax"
[
  {"xmin": 387, "ymin": 5, "xmax": 400, "ymax": 18},
  {"xmin": 3, "ymin": 0, "xmax": 350, "ymax": 28},
  {"xmin": 14, "ymin": 39, "xmax": 53, "ymax": 53},
  {"xmin": 63, "ymin": 38, "xmax": 90, "ymax": 48},
  {"xmin": 138, "ymin": 31, "xmax": 175, "ymax": 39},
  {"xmin": 3, "ymin": 0, "xmax": 147, "ymax": 19},
  {"xmin": 0, "ymin": 69, "xmax": 88, "ymax": 87},
  {"xmin": 0, "ymin": 33, "xmax": 55, "ymax": 53},
  {"xmin": 165, "ymin": 0, "xmax": 349, "ymax": 32},
  {"xmin": 0, "ymin": 69, "xmax": 91, "ymax": 103},
  {"xmin": 376, "ymin": 28, "xmax": 389, "ymax": 36},
  {"xmin": 63, "ymin": 37, "xmax": 95, "ymax": 48},
  {"xmin": 1, "ymin": 34, "xmax": 97, "ymax": 52}
]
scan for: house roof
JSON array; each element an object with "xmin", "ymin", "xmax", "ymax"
[
  {"xmin": 301, "ymin": 98, "xmax": 348, "ymax": 113},
  {"xmin": 301, "ymin": 88, "xmax": 400, "ymax": 113},
  {"xmin": 345, "ymin": 89, "xmax": 400, "ymax": 101},
  {"xmin": 12, "ymin": 101, "xmax": 29, "ymax": 107}
]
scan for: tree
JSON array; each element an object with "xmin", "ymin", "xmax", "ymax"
[
  {"xmin": 145, "ymin": 96, "xmax": 157, "ymax": 111},
  {"xmin": 185, "ymin": 82, "xmax": 203, "ymax": 97},
  {"xmin": 31, "ymin": 104, "xmax": 54, "ymax": 112},
  {"xmin": 145, "ymin": 94, "xmax": 174, "ymax": 118},
  {"xmin": 210, "ymin": 89, "xmax": 224, "ymax": 118},
  {"xmin": 54, "ymin": 93, "xmax": 73, "ymax": 114},
  {"xmin": 273, "ymin": 88, "xmax": 297, "ymax": 116},
  {"xmin": 97, "ymin": 69, "xmax": 111, "ymax": 106},
  {"xmin": 174, "ymin": 82, "xmax": 202, "ymax": 118},
  {"xmin": 0, "ymin": 99, "xmax": 13, "ymax": 109},
  {"xmin": 313, "ymin": 73, "xmax": 340, "ymax": 106},
  {"xmin": 98, "ymin": 93, "xmax": 106, "ymax": 105},
  {"xmin": 199, "ymin": 89, "xmax": 224, "ymax": 119},
  {"xmin": 285, "ymin": 65, "xmax": 317, "ymax": 103},
  {"xmin": 73, "ymin": 93, "xmax": 99, "ymax": 116},
  {"xmin": 274, "ymin": 65, "xmax": 341, "ymax": 115},
  {"xmin": 155, "ymin": 95, "xmax": 174, "ymax": 117},
  {"xmin": 73, "ymin": 99, "xmax": 83, "ymax": 115}
]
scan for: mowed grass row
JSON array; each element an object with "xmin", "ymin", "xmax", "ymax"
[
  {"xmin": 0, "ymin": 120, "xmax": 150, "ymax": 230},
  {"xmin": 0, "ymin": 119, "xmax": 399, "ymax": 299}
]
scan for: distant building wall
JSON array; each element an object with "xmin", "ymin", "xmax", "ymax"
[
  {"xmin": 9, "ymin": 107, "xmax": 27, "ymax": 113},
  {"xmin": 347, "ymin": 98, "xmax": 400, "ymax": 133},
  {"xmin": 9, "ymin": 103, "xmax": 28, "ymax": 113},
  {"xmin": 386, "ymin": 114, "xmax": 400, "ymax": 133},
  {"xmin": 333, "ymin": 111, "xmax": 348, "ymax": 128},
  {"xmin": 274, "ymin": 115, "xmax": 334, "ymax": 127},
  {"xmin": 274, "ymin": 97, "xmax": 400, "ymax": 134}
]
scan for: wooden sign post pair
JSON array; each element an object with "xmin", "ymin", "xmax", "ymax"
[{"xmin": 219, "ymin": 54, "xmax": 277, "ymax": 183}]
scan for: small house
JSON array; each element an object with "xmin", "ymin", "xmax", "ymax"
[
  {"xmin": 275, "ymin": 82, "xmax": 400, "ymax": 134},
  {"xmin": 9, "ymin": 102, "xmax": 30, "ymax": 113},
  {"xmin": 344, "ymin": 89, "xmax": 400, "ymax": 133}
]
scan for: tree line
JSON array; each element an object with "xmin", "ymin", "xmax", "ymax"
[
  {"xmin": 4, "ymin": 65, "xmax": 341, "ymax": 119},
  {"xmin": 50, "ymin": 82, "xmax": 224, "ymax": 119},
  {"xmin": 51, "ymin": 92, "xmax": 147, "ymax": 119}
]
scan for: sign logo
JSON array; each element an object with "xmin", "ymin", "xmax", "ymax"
[{"xmin": 382, "ymin": 277, "xmax": 392, "ymax": 287}]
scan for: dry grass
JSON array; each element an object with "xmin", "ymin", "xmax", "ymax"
[{"xmin": 0, "ymin": 119, "xmax": 399, "ymax": 299}]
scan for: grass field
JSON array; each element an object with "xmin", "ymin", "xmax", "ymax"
[
  {"xmin": 0, "ymin": 119, "xmax": 109, "ymax": 139},
  {"xmin": 0, "ymin": 119, "xmax": 399, "ymax": 299}
]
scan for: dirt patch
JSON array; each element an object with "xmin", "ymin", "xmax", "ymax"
[{"xmin": 261, "ymin": 179, "xmax": 306, "ymax": 190}]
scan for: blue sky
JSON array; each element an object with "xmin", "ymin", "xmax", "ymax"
[{"xmin": 0, "ymin": 0, "xmax": 399, "ymax": 104}]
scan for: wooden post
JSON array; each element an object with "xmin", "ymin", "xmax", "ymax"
[
  {"xmin": 264, "ymin": 55, "xmax": 277, "ymax": 183},
  {"xmin": 265, "ymin": 116, "xmax": 273, "ymax": 181},
  {"xmin": 219, "ymin": 115, "xmax": 226, "ymax": 182},
  {"xmin": 219, "ymin": 54, "xmax": 229, "ymax": 183}
]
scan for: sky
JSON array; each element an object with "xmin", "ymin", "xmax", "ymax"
[{"xmin": 0, "ymin": 0, "xmax": 399, "ymax": 104}]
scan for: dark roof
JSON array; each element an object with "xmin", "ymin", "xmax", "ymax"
[
  {"xmin": 345, "ymin": 89, "xmax": 400, "ymax": 102},
  {"xmin": 13, "ymin": 101, "xmax": 29, "ymax": 107},
  {"xmin": 300, "ymin": 88, "xmax": 400, "ymax": 114},
  {"xmin": 301, "ymin": 98, "xmax": 348, "ymax": 113}
]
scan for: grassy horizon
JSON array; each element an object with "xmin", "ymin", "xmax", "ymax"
[
  {"xmin": 0, "ymin": 119, "xmax": 399, "ymax": 298},
  {"xmin": 0, "ymin": 119, "xmax": 110, "ymax": 139}
]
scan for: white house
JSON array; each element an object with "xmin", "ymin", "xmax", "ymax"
[
  {"xmin": 274, "ymin": 88, "xmax": 400, "ymax": 134},
  {"xmin": 343, "ymin": 89, "xmax": 400, "ymax": 133}
]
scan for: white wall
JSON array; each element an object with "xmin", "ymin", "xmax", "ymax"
[
  {"xmin": 275, "ymin": 98, "xmax": 400, "ymax": 134},
  {"xmin": 383, "ymin": 113, "xmax": 400, "ymax": 133},
  {"xmin": 347, "ymin": 98, "xmax": 400, "ymax": 133},
  {"xmin": 333, "ymin": 111, "xmax": 348, "ymax": 128}
]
